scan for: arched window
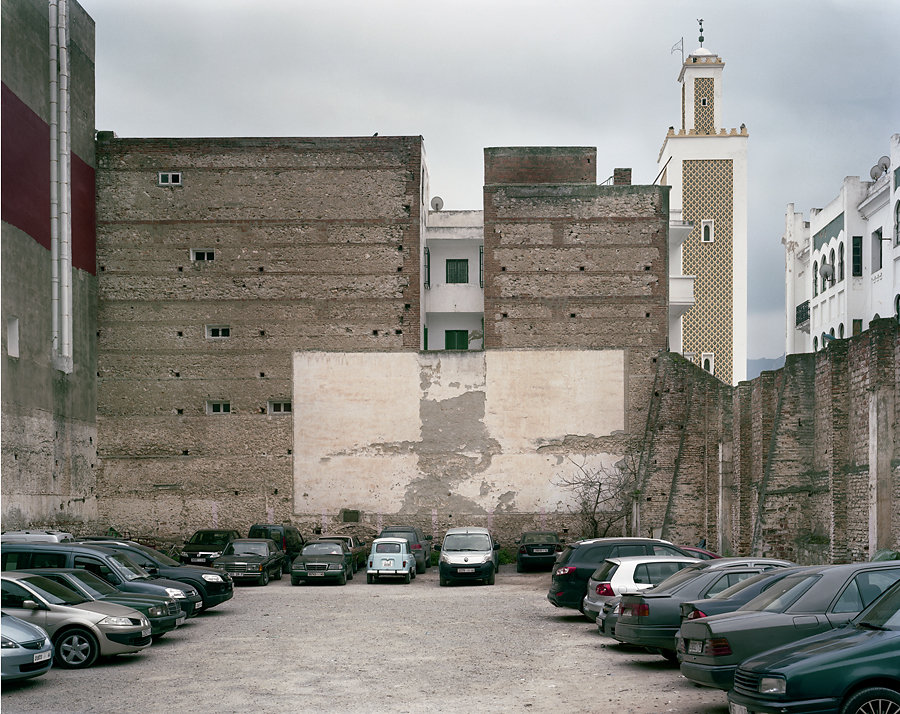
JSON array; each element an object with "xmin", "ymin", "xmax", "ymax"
[
  {"xmin": 828, "ymin": 249, "xmax": 835, "ymax": 288},
  {"xmin": 813, "ymin": 336, "xmax": 818, "ymax": 351},
  {"xmin": 838, "ymin": 243, "xmax": 845, "ymax": 281},
  {"xmin": 839, "ymin": 323, "xmax": 844, "ymax": 338},
  {"xmin": 895, "ymin": 295, "xmax": 900, "ymax": 323},
  {"xmin": 813, "ymin": 261, "xmax": 818, "ymax": 296},
  {"xmin": 829, "ymin": 328, "xmax": 835, "ymax": 338},
  {"xmin": 894, "ymin": 201, "xmax": 900, "ymax": 245}
]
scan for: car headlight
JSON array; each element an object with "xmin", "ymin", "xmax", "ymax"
[
  {"xmin": 209, "ymin": 551, "xmax": 222, "ymax": 559},
  {"xmin": 759, "ymin": 676, "xmax": 786, "ymax": 695},
  {"xmin": 1, "ymin": 636, "xmax": 18, "ymax": 649},
  {"xmin": 165, "ymin": 587, "xmax": 187, "ymax": 599},
  {"xmin": 202, "ymin": 573, "xmax": 224, "ymax": 582},
  {"xmin": 99, "ymin": 616, "xmax": 134, "ymax": 627},
  {"xmin": 293, "ymin": 562, "xmax": 306, "ymax": 570},
  {"xmin": 482, "ymin": 554, "xmax": 492, "ymax": 564},
  {"xmin": 148, "ymin": 605, "xmax": 165, "ymax": 617},
  {"xmin": 327, "ymin": 563, "xmax": 342, "ymax": 570},
  {"xmin": 440, "ymin": 553, "xmax": 450, "ymax": 564}
]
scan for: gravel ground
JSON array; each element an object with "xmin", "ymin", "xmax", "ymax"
[{"xmin": 2, "ymin": 566, "xmax": 730, "ymax": 714}]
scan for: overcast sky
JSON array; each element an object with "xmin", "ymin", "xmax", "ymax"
[{"xmin": 78, "ymin": 0, "xmax": 899, "ymax": 360}]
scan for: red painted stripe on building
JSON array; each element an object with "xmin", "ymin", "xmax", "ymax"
[{"xmin": 1, "ymin": 81, "xmax": 96, "ymax": 275}]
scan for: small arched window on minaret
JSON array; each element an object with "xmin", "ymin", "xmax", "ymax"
[
  {"xmin": 701, "ymin": 219, "xmax": 714, "ymax": 243},
  {"xmin": 813, "ymin": 261, "xmax": 819, "ymax": 296},
  {"xmin": 838, "ymin": 243, "xmax": 845, "ymax": 281}
]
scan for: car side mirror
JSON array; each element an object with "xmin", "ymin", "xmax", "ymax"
[
  {"xmin": 22, "ymin": 599, "xmax": 43, "ymax": 610},
  {"xmin": 145, "ymin": 566, "xmax": 159, "ymax": 575},
  {"xmin": 434, "ymin": 545, "xmax": 441, "ymax": 552},
  {"xmin": 425, "ymin": 535, "xmax": 433, "ymax": 541},
  {"xmin": 493, "ymin": 543, "xmax": 500, "ymax": 550}
]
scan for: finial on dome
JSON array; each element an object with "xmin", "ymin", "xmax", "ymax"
[{"xmin": 698, "ymin": 18, "xmax": 704, "ymax": 46}]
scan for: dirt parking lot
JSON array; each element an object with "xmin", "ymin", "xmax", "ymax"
[{"xmin": 3, "ymin": 565, "xmax": 729, "ymax": 714}]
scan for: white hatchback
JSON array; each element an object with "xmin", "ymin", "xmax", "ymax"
[
  {"xmin": 582, "ymin": 555, "xmax": 699, "ymax": 621},
  {"xmin": 366, "ymin": 537, "xmax": 416, "ymax": 584}
]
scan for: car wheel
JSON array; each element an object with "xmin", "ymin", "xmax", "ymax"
[
  {"xmin": 516, "ymin": 559, "xmax": 523, "ymax": 573},
  {"xmin": 416, "ymin": 559, "xmax": 425, "ymax": 575},
  {"xmin": 841, "ymin": 687, "xmax": 900, "ymax": 714},
  {"xmin": 259, "ymin": 569, "xmax": 270, "ymax": 586},
  {"xmin": 486, "ymin": 567, "xmax": 496, "ymax": 585},
  {"xmin": 291, "ymin": 576, "xmax": 300, "ymax": 586},
  {"xmin": 347, "ymin": 565, "xmax": 354, "ymax": 581},
  {"xmin": 404, "ymin": 571, "xmax": 411, "ymax": 584},
  {"xmin": 660, "ymin": 649, "xmax": 678, "ymax": 663},
  {"xmin": 274, "ymin": 566, "xmax": 282, "ymax": 581},
  {"xmin": 367, "ymin": 573, "xmax": 374, "ymax": 584},
  {"xmin": 337, "ymin": 570, "xmax": 347, "ymax": 586},
  {"xmin": 55, "ymin": 628, "xmax": 99, "ymax": 669},
  {"xmin": 411, "ymin": 567, "xmax": 416, "ymax": 579},
  {"xmin": 439, "ymin": 576, "xmax": 448, "ymax": 587}
]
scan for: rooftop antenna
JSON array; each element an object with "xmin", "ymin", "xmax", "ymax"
[{"xmin": 698, "ymin": 18, "xmax": 705, "ymax": 47}]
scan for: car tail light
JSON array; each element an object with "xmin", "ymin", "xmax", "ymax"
[
  {"xmin": 706, "ymin": 638, "xmax": 732, "ymax": 657},
  {"xmin": 555, "ymin": 544, "xmax": 563, "ymax": 552},
  {"xmin": 687, "ymin": 609, "xmax": 707, "ymax": 620},
  {"xmin": 595, "ymin": 583, "xmax": 615, "ymax": 597},
  {"xmin": 411, "ymin": 543, "xmax": 422, "ymax": 550},
  {"xmin": 555, "ymin": 565, "xmax": 577, "ymax": 577},
  {"xmin": 519, "ymin": 545, "xmax": 527, "ymax": 554},
  {"xmin": 625, "ymin": 602, "xmax": 649, "ymax": 617}
]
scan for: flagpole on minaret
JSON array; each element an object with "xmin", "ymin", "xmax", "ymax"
[{"xmin": 671, "ymin": 37, "xmax": 684, "ymax": 63}]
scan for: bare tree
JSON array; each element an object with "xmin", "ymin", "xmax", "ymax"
[{"xmin": 553, "ymin": 453, "xmax": 640, "ymax": 540}]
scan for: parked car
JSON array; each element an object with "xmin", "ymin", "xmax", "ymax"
[
  {"xmin": 596, "ymin": 596, "xmax": 622, "ymax": 637},
  {"xmin": 366, "ymin": 537, "xmax": 416, "ymax": 584},
  {"xmin": 247, "ymin": 524, "xmax": 305, "ymax": 573},
  {"xmin": 1, "ymin": 530, "xmax": 75, "ymax": 543},
  {"xmin": 582, "ymin": 555, "xmax": 700, "ymax": 622},
  {"xmin": 377, "ymin": 526, "xmax": 433, "ymax": 574},
  {"xmin": 679, "ymin": 546, "xmax": 721, "ymax": 560},
  {"xmin": 514, "ymin": 531, "xmax": 563, "ymax": 572},
  {"xmin": 728, "ymin": 579, "xmax": 900, "ymax": 714},
  {"xmin": 213, "ymin": 539, "xmax": 284, "ymax": 586},
  {"xmin": 1, "ymin": 612, "xmax": 53, "ymax": 682},
  {"xmin": 613, "ymin": 558, "xmax": 793, "ymax": 660},
  {"xmin": 1, "ymin": 542, "xmax": 203, "ymax": 617},
  {"xmin": 180, "ymin": 529, "xmax": 241, "ymax": 567},
  {"xmin": 291, "ymin": 541, "xmax": 353, "ymax": 586},
  {"xmin": 21, "ymin": 568, "xmax": 185, "ymax": 638},
  {"xmin": 547, "ymin": 537, "xmax": 694, "ymax": 612},
  {"xmin": 678, "ymin": 561, "xmax": 900, "ymax": 690},
  {"xmin": 678, "ymin": 566, "xmax": 809, "ymax": 622},
  {"xmin": 320, "ymin": 535, "xmax": 367, "ymax": 572},
  {"xmin": 80, "ymin": 540, "xmax": 233, "ymax": 612},
  {"xmin": 438, "ymin": 527, "xmax": 500, "ymax": 586},
  {"xmin": 1, "ymin": 572, "xmax": 151, "ymax": 669}
]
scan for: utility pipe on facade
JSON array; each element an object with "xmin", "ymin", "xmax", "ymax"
[
  {"xmin": 49, "ymin": 0, "xmax": 60, "ymax": 357},
  {"xmin": 58, "ymin": 0, "xmax": 73, "ymax": 369}
]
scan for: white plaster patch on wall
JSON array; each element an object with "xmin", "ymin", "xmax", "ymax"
[{"xmin": 483, "ymin": 350, "xmax": 624, "ymax": 451}]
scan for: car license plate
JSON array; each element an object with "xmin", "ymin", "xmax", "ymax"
[
  {"xmin": 191, "ymin": 558, "xmax": 205, "ymax": 563},
  {"xmin": 308, "ymin": 571, "xmax": 324, "ymax": 576},
  {"xmin": 176, "ymin": 614, "xmax": 186, "ymax": 626},
  {"xmin": 688, "ymin": 640, "xmax": 704, "ymax": 655},
  {"xmin": 142, "ymin": 629, "xmax": 151, "ymax": 637},
  {"xmin": 729, "ymin": 704, "xmax": 748, "ymax": 714},
  {"xmin": 533, "ymin": 548, "xmax": 549, "ymax": 553},
  {"xmin": 383, "ymin": 559, "xmax": 394, "ymax": 567},
  {"xmin": 34, "ymin": 651, "xmax": 51, "ymax": 663},
  {"xmin": 459, "ymin": 568, "xmax": 475, "ymax": 573}
]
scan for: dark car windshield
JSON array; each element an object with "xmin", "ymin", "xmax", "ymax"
[
  {"xmin": 649, "ymin": 563, "xmax": 710, "ymax": 592},
  {"xmin": 225, "ymin": 542, "xmax": 268, "ymax": 557},
  {"xmin": 443, "ymin": 534, "xmax": 492, "ymax": 551},
  {"xmin": 188, "ymin": 531, "xmax": 232, "ymax": 546},
  {"xmin": 131, "ymin": 543, "xmax": 179, "ymax": 567},
  {"xmin": 110, "ymin": 553, "xmax": 152, "ymax": 581},
  {"xmin": 591, "ymin": 561, "xmax": 619, "ymax": 581},
  {"xmin": 856, "ymin": 582, "xmax": 900, "ymax": 629},
  {"xmin": 375, "ymin": 543, "xmax": 402, "ymax": 554},
  {"xmin": 709, "ymin": 569, "xmax": 793, "ymax": 600},
  {"xmin": 742, "ymin": 573, "xmax": 820, "ymax": 612},
  {"xmin": 22, "ymin": 575, "xmax": 87, "ymax": 606},
  {"xmin": 303, "ymin": 543, "xmax": 342, "ymax": 556},
  {"xmin": 521, "ymin": 532, "xmax": 559, "ymax": 544},
  {"xmin": 68, "ymin": 570, "xmax": 119, "ymax": 597}
]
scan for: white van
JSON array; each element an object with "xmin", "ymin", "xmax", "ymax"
[
  {"xmin": 1, "ymin": 530, "xmax": 75, "ymax": 543},
  {"xmin": 437, "ymin": 527, "xmax": 500, "ymax": 586}
]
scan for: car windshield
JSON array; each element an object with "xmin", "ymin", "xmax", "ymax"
[
  {"xmin": 68, "ymin": 570, "xmax": 119, "ymax": 597},
  {"xmin": 110, "ymin": 553, "xmax": 151, "ymax": 581},
  {"xmin": 591, "ymin": 561, "xmax": 618, "ymax": 581},
  {"xmin": 650, "ymin": 563, "xmax": 710, "ymax": 592},
  {"xmin": 303, "ymin": 543, "xmax": 342, "ymax": 556},
  {"xmin": 522, "ymin": 532, "xmax": 559, "ymax": 544},
  {"xmin": 375, "ymin": 543, "xmax": 401, "ymax": 554},
  {"xmin": 22, "ymin": 575, "xmax": 87, "ymax": 606},
  {"xmin": 188, "ymin": 531, "xmax": 232, "ymax": 546},
  {"xmin": 226, "ymin": 543, "xmax": 268, "ymax": 556},
  {"xmin": 132, "ymin": 543, "xmax": 179, "ymax": 567},
  {"xmin": 443, "ymin": 534, "xmax": 492, "ymax": 551},
  {"xmin": 742, "ymin": 573, "xmax": 820, "ymax": 612},
  {"xmin": 856, "ymin": 582, "xmax": 900, "ymax": 629}
]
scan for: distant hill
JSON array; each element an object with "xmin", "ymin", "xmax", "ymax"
[{"xmin": 746, "ymin": 355, "xmax": 786, "ymax": 381}]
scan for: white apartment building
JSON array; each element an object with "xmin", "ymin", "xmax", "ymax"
[{"xmin": 784, "ymin": 134, "xmax": 900, "ymax": 355}]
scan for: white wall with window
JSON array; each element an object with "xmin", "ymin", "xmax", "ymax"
[{"xmin": 784, "ymin": 134, "xmax": 900, "ymax": 355}]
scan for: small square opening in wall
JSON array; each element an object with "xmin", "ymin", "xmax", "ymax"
[
  {"xmin": 206, "ymin": 400, "xmax": 231, "ymax": 415},
  {"xmin": 268, "ymin": 400, "xmax": 291, "ymax": 415},
  {"xmin": 206, "ymin": 325, "xmax": 230, "ymax": 339},
  {"xmin": 158, "ymin": 172, "xmax": 182, "ymax": 186},
  {"xmin": 192, "ymin": 249, "xmax": 214, "ymax": 262}
]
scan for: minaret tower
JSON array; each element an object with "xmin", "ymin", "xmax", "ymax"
[{"xmin": 658, "ymin": 20, "xmax": 748, "ymax": 384}]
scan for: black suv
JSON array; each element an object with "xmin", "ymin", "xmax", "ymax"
[
  {"xmin": 547, "ymin": 537, "xmax": 692, "ymax": 611},
  {"xmin": 80, "ymin": 540, "xmax": 233, "ymax": 612},
  {"xmin": 180, "ymin": 529, "xmax": 241, "ymax": 567},
  {"xmin": 248, "ymin": 524, "xmax": 305, "ymax": 573},
  {"xmin": 377, "ymin": 526, "xmax": 433, "ymax": 574}
]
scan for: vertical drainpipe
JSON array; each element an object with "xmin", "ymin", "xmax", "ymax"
[
  {"xmin": 58, "ymin": 0, "xmax": 73, "ymax": 369},
  {"xmin": 49, "ymin": 0, "xmax": 60, "ymax": 357}
]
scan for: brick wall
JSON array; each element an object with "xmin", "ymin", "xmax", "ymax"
[{"xmin": 640, "ymin": 318, "xmax": 899, "ymax": 563}]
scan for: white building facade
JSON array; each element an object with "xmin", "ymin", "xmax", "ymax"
[
  {"xmin": 784, "ymin": 134, "xmax": 900, "ymax": 355},
  {"xmin": 657, "ymin": 36, "xmax": 749, "ymax": 384}
]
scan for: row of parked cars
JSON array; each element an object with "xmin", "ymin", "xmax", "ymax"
[{"xmin": 544, "ymin": 535, "xmax": 900, "ymax": 713}]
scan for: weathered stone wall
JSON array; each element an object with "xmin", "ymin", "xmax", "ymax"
[
  {"xmin": 640, "ymin": 317, "xmax": 899, "ymax": 563},
  {"xmin": 94, "ymin": 136, "xmax": 423, "ymax": 539}
]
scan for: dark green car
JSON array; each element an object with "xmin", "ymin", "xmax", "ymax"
[
  {"xmin": 22, "ymin": 568, "xmax": 185, "ymax": 638},
  {"xmin": 291, "ymin": 541, "xmax": 353, "ymax": 586},
  {"xmin": 728, "ymin": 580, "xmax": 900, "ymax": 714}
]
